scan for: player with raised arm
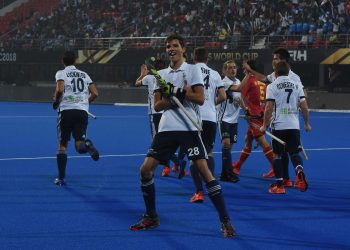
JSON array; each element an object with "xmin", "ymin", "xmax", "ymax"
[
  {"xmin": 135, "ymin": 60, "xmax": 185, "ymax": 178},
  {"xmin": 217, "ymin": 60, "xmax": 242, "ymax": 183},
  {"xmin": 129, "ymin": 34, "xmax": 236, "ymax": 237},
  {"xmin": 230, "ymin": 60, "xmax": 274, "ymax": 178},
  {"xmin": 261, "ymin": 61, "xmax": 311, "ymax": 194},
  {"xmin": 243, "ymin": 48, "xmax": 306, "ymax": 183},
  {"xmin": 52, "ymin": 51, "xmax": 99, "ymax": 186},
  {"xmin": 189, "ymin": 47, "xmax": 226, "ymax": 203}
]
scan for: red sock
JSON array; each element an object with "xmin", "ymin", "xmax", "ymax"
[
  {"xmin": 236, "ymin": 147, "xmax": 251, "ymax": 167},
  {"xmin": 263, "ymin": 146, "xmax": 274, "ymax": 166}
]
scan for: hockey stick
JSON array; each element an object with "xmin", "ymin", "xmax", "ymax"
[
  {"xmin": 239, "ymin": 115, "xmax": 286, "ymax": 145},
  {"xmin": 87, "ymin": 111, "xmax": 97, "ymax": 119},
  {"xmin": 299, "ymin": 140, "xmax": 309, "ymax": 160},
  {"xmin": 145, "ymin": 57, "xmax": 202, "ymax": 131}
]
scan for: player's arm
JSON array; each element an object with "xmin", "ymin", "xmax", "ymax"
[
  {"xmin": 135, "ymin": 64, "xmax": 148, "ymax": 87},
  {"xmin": 299, "ymin": 99, "xmax": 311, "ymax": 132},
  {"xmin": 243, "ymin": 62, "xmax": 267, "ymax": 82},
  {"xmin": 88, "ymin": 83, "xmax": 98, "ymax": 103},
  {"xmin": 215, "ymin": 86, "xmax": 226, "ymax": 105},
  {"xmin": 183, "ymin": 84, "xmax": 205, "ymax": 105},
  {"xmin": 52, "ymin": 80, "xmax": 64, "ymax": 109},
  {"xmin": 261, "ymin": 100, "xmax": 274, "ymax": 132},
  {"xmin": 230, "ymin": 73, "xmax": 249, "ymax": 92}
]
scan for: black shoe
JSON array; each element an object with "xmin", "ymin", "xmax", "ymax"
[
  {"xmin": 178, "ymin": 160, "xmax": 187, "ymax": 179},
  {"xmin": 221, "ymin": 218, "xmax": 237, "ymax": 238},
  {"xmin": 85, "ymin": 139, "xmax": 99, "ymax": 161},
  {"xmin": 129, "ymin": 214, "xmax": 160, "ymax": 231},
  {"xmin": 54, "ymin": 177, "xmax": 66, "ymax": 186},
  {"xmin": 220, "ymin": 172, "xmax": 239, "ymax": 183}
]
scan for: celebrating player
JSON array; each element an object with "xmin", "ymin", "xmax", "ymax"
[{"xmin": 129, "ymin": 34, "xmax": 236, "ymax": 237}]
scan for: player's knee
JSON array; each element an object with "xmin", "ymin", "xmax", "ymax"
[{"xmin": 57, "ymin": 149, "xmax": 67, "ymax": 154}]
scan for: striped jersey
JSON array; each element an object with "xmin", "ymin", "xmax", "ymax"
[
  {"xmin": 156, "ymin": 62, "xmax": 204, "ymax": 132},
  {"xmin": 266, "ymin": 75, "xmax": 305, "ymax": 130},
  {"xmin": 142, "ymin": 74, "xmax": 163, "ymax": 115},
  {"xmin": 196, "ymin": 62, "xmax": 224, "ymax": 123},
  {"xmin": 55, "ymin": 65, "xmax": 92, "ymax": 112},
  {"xmin": 217, "ymin": 76, "xmax": 241, "ymax": 124}
]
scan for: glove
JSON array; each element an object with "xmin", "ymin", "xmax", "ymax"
[
  {"xmin": 162, "ymin": 82, "xmax": 186, "ymax": 103},
  {"xmin": 52, "ymin": 100, "xmax": 60, "ymax": 110},
  {"xmin": 226, "ymin": 90, "xmax": 234, "ymax": 103},
  {"xmin": 244, "ymin": 109, "xmax": 251, "ymax": 117}
]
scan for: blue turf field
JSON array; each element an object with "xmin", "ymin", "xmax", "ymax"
[{"xmin": 0, "ymin": 101, "xmax": 350, "ymax": 250}]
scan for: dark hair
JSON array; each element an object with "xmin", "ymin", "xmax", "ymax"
[
  {"xmin": 274, "ymin": 48, "xmax": 290, "ymax": 62},
  {"xmin": 194, "ymin": 47, "xmax": 208, "ymax": 62},
  {"xmin": 165, "ymin": 33, "xmax": 185, "ymax": 48},
  {"xmin": 154, "ymin": 59, "xmax": 166, "ymax": 71},
  {"xmin": 275, "ymin": 61, "xmax": 290, "ymax": 76},
  {"xmin": 62, "ymin": 51, "xmax": 76, "ymax": 66},
  {"xmin": 246, "ymin": 59, "xmax": 258, "ymax": 71}
]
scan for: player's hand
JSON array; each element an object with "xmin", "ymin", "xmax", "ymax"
[
  {"xmin": 162, "ymin": 82, "xmax": 186, "ymax": 103},
  {"xmin": 242, "ymin": 62, "xmax": 251, "ymax": 73},
  {"xmin": 304, "ymin": 123, "xmax": 312, "ymax": 132},
  {"xmin": 52, "ymin": 100, "xmax": 59, "ymax": 110},
  {"xmin": 244, "ymin": 108, "xmax": 250, "ymax": 117},
  {"xmin": 260, "ymin": 125, "xmax": 267, "ymax": 133}
]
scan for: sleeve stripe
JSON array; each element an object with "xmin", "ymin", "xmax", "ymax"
[{"xmin": 266, "ymin": 98, "xmax": 275, "ymax": 102}]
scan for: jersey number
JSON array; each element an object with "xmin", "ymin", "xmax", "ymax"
[
  {"xmin": 285, "ymin": 89, "xmax": 293, "ymax": 103},
  {"xmin": 71, "ymin": 78, "xmax": 84, "ymax": 92},
  {"xmin": 203, "ymin": 75, "xmax": 210, "ymax": 89}
]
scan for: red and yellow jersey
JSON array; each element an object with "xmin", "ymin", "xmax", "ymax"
[{"xmin": 241, "ymin": 74, "xmax": 266, "ymax": 116}]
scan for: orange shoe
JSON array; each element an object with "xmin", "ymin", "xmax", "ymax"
[
  {"xmin": 161, "ymin": 166, "xmax": 170, "ymax": 177},
  {"xmin": 294, "ymin": 170, "xmax": 308, "ymax": 192},
  {"xmin": 283, "ymin": 179, "xmax": 293, "ymax": 187},
  {"xmin": 268, "ymin": 183, "xmax": 286, "ymax": 194},
  {"xmin": 262, "ymin": 168, "xmax": 275, "ymax": 178},
  {"xmin": 190, "ymin": 191, "xmax": 204, "ymax": 203},
  {"xmin": 232, "ymin": 161, "xmax": 241, "ymax": 175},
  {"xmin": 171, "ymin": 165, "xmax": 179, "ymax": 173}
]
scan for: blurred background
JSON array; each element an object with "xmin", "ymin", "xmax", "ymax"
[{"xmin": 1, "ymin": 0, "xmax": 350, "ymax": 109}]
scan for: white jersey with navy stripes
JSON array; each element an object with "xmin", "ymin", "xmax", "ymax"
[
  {"xmin": 156, "ymin": 62, "xmax": 204, "ymax": 132},
  {"xmin": 142, "ymin": 74, "xmax": 163, "ymax": 115},
  {"xmin": 196, "ymin": 62, "xmax": 224, "ymax": 123},
  {"xmin": 266, "ymin": 75, "xmax": 305, "ymax": 130},
  {"xmin": 55, "ymin": 65, "xmax": 92, "ymax": 112},
  {"xmin": 217, "ymin": 76, "xmax": 241, "ymax": 124}
]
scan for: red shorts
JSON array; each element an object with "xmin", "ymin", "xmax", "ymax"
[{"xmin": 247, "ymin": 118, "xmax": 264, "ymax": 139}]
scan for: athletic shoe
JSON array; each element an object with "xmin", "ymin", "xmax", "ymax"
[
  {"xmin": 220, "ymin": 218, "xmax": 237, "ymax": 238},
  {"xmin": 262, "ymin": 168, "xmax": 275, "ymax": 178},
  {"xmin": 220, "ymin": 172, "xmax": 239, "ymax": 183},
  {"xmin": 190, "ymin": 191, "xmax": 204, "ymax": 203},
  {"xmin": 232, "ymin": 161, "xmax": 241, "ymax": 175},
  {"xmin": 161, "ymin": 166, "xmax": 170, "ymax": 177},
  {"xmin": 129, "ymin": 214, "xmax": 160, "ymax": 231},
  {"xmin": 178, "ymin": 160, "xmax": 188, "ymax": 179},
  {"xmin": 268, "ymin": 183, "xmax": 286, "ymax": 194},
  {"xmin": 54, "ymin": 178, "xmax": 66, "ymax": 186},
  {"xmin": 283, "ymin": 179, "xmax": 293, "ymax": 187},
  {"xmin": 85, "ymin": 139, "xmax": 99, "ymax": 161},
  {"xmin": 294, "ymin": 170, "xmax": 308, "ymax": 192}
]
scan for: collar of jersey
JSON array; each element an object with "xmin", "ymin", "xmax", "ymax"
[
  {"xmin": 65, "ymin": 65, "xmax": 77, "ymax": 70},
  {"xmin": 167, "ymin": 61, "xmax": 187, "ymax": 73}
]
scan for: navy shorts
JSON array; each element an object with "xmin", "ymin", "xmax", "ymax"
[
  {"xmin": 218, "ymin": 121, "xmax": 238, "ymax": 143},
  {"xmin": 271, "ymin": 129, "xmax": 301, "ymax": 155},
  {"xmin": 201, "ymin": 120, "xmax": 217, "ymax": 152},
  {"xmin": 57, "ymin": 109, "xmax": 88, "ymax": 144},
  {"xmin": 147, "ymin": 131, "xmax": 207, "ymax": 165}
]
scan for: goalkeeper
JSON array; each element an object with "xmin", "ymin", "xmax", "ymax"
[{"xmin": 129, "ymin": 34, "xmax": 236, "ymax": 238}]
